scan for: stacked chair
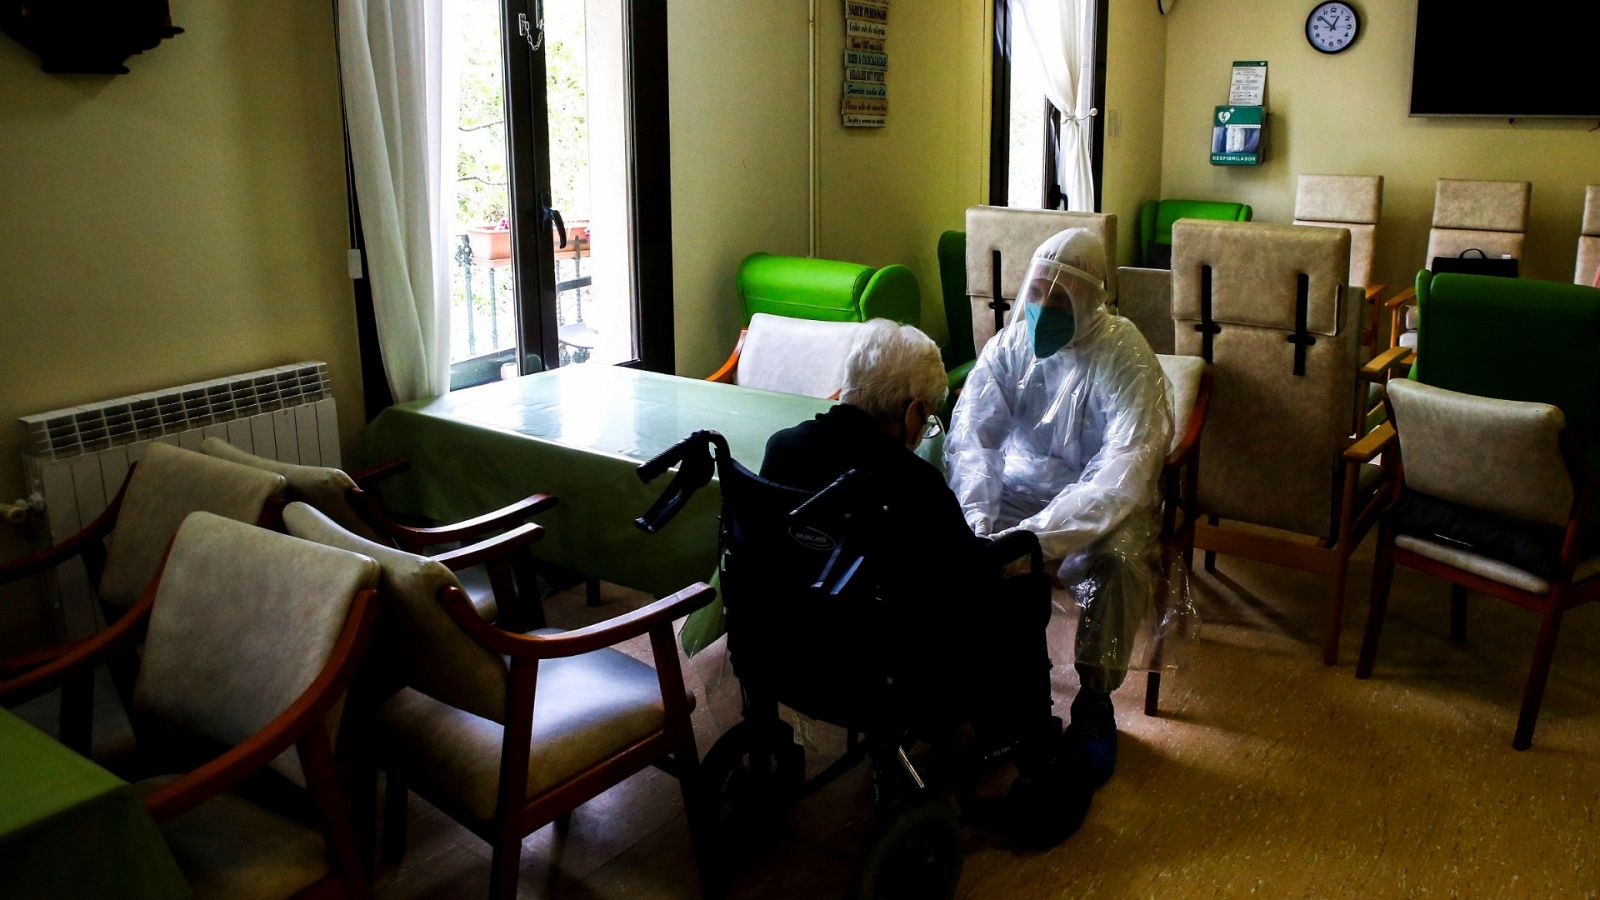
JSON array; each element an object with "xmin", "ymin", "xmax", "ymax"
[
  {"xmin": 1172, "ymin": 219, "xmax": 1397, "ymax": 664},
  {"xmin": 1388, "ymin": 178, "xmax": 1531, "ymax": 354}
]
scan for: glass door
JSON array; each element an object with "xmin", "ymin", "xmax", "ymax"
[{"xmin": 443, "ymin": 0, "xmax": 639, "ymax": 389}]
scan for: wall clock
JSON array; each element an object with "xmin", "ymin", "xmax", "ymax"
[{"xmin": 1305, "ymin": 2, "xmax": 1359, "ymax": 54}]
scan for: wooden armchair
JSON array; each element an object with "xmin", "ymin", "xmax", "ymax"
[
  {"xmin": 1357, "ymin": 380, "xmax": 1600, "ymax": 750},
  {"xmin": 282, "ymin": 502, "xmax": 718, "ymax": 900},
  {"xmin": 200, "ymin": 436, "xmax": 559, "ymax": 629},
  {"xmin": 707, "ymin": 312, "xmax": 861, "ymax": 400},
  {"xmin": 0, "ymin": 512, "xmax": 383, "ymax": 898},
  {"xmin": 1293, "ymin": 174, "xmax": 1385, "ymax": 350},
  {"xmin": 1173, "ymin": 219, "xmax": 1399, "ymax": 665},
  {"xmin": 1387, "ymin": 178, "xmax": 1531, "ymax": 357},
  {"xmin": 0, "ymin": 443, "xmax": 286, "ymax": 749}
]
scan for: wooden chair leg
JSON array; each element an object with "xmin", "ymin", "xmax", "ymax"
[
  {"xmin": 1144, "ymin": 671, "xmax": 1162, "ymax": 717},
  {"xmin": 381, "ymin": 772, "xmax": 409, "ymax": 867},
  {"xmin": 1356, "ymin": 529, "xmax": 1396, "ymax": 679},
  {"xmin": 1449, "ymin": 585, "xmax": 1468, "ymax": 644},
  {"xmin": 1322, "ymin": 553, "xmax": 1350, "ymax": 666},
  {"xmin": 1203, "ymin": 515, "xmax": 1219, "ymax": 572},
  {"xmin": 649, "ymin": 626, "xmax": 721, "ymax": 899},
  {"xmin": 59, "ymin": 671, "xmax": 93, "ymax": 755},
  {"xmin": 489, "ymin": 827, "xmax": 525, "ymax": 900},
  {"xmin": 300, "ymin": 732, "xmax": 373, "ymax": 900},
  {"xmin": 1513, "ymin": 602, "xmax": 1566, "ymax": 751},
  {"xmin": 586, "ymin": 577, "xmax": 603, "ymax": 607}
]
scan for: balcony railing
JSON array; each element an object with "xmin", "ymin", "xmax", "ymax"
[{"xmin": 448, "ymin": 232, "xmax": 596, "ymax": 389}]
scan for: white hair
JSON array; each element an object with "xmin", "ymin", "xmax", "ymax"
[{"xmin": 839, "ymin": 319, "xmax": 948, "ymax": 423}]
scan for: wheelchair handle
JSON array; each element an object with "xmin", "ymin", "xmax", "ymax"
[
  {"xmin": 638, "ymin": 431, "xmax": 708, "ymax": 484},
  {"xmin": 634, "ymin": 430, "xmax": 729, "ymax": 534}
]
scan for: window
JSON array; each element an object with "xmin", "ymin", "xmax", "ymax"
[
  {"xmin": 444, "ymin": 0, "xmax": 671, "ymax": 389},
  {"xmin": 989, "ymin": 0, "xmax": 1108, "ymax": 211}
]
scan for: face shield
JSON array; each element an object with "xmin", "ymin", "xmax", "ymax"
[{"xmin": 1018, "ymin": 256, "xmax": 1105, "ymax": 359}]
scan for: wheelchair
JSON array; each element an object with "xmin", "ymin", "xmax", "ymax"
[{"xmin": 636, "ymin": 430, "xmax": 1048, "ymax": 900}]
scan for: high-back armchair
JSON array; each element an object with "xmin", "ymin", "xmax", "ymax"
[
  {"xmin": 707, "ymin": 312, "xmax": 864, "ymax": 399},
  {"xmin": 1293, "ymin": 174, "xmax": 1385, "ymax": 348},
  {"xmin": 963, "ymin": 205, "xmax": 1117, "ymax": 357},
  {"xmin": 1390, "ymin": 178, "xmax": 1532, "ymax": 352},
  {"xmin": 282, "ymin": 502, "xmax": 717, "ymax": 900},
  {"xmin": 1358, "ymin": 380, "xmax": 1599, "ymax": 750},
  {"xmin": 1172, "ymin": 220, "xmax": 1396, "ymax": 664},
  {"xmin": 1115, "ymin": 267, "xmax": 1174, "ymax": 355},
  {"xmin": 1577, "ymin": 185, "xmax": 1600, "ymax": 287}
]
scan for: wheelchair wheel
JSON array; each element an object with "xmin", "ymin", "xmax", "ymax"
[
  {"xmin": 701, "ymin": 719, "xmax": 805, "ymax": 831},
  {"xmin": 849, "ymin": 797, "xmax": 963, "ymax": 900}
]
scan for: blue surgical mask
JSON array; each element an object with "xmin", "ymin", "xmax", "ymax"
[{"xmin": 1025, "ymin": 303, "xmax": 1075, "ymax": 358}]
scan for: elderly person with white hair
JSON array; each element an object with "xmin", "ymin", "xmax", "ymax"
[
  {"xmin": 761, "ymin": 318, "xmax": 1088, "ymax": 848},
  {"xmin": 946, "ymin": 228, "xmax": 1172, "ymax": 794}
]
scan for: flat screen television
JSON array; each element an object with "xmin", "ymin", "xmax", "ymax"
[{"xmin": 1410, "ymin": 1, "xmax": 1598, "ymax": 118}]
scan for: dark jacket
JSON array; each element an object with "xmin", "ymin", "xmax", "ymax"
[{"xmin": 761, "ymin": 404, "xmax": 989, "ymax": 602}]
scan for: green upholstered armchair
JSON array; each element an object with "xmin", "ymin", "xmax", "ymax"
[
  {"xmin": 1136, "ymin": 199, "xmax": 1252, "ymax": 268},
  {"xmin": 737, "ymin": 252, "xmax": 920, "ymax": 327},
  {"xmin": 937, "ymin": 230, "xmax": 977, "ymax": 392}
]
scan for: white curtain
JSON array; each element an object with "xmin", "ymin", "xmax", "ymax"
[
  {"xmin": 1014, "ymin": 0, "xmax": 1097, "ymax": 212},
  {"xmin": 337, "ymin": 0, "xmax": 455, "ymax": 402}
]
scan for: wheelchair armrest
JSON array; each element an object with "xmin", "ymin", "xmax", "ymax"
[{"xmin": 983, "ymin": 530, "xmax": 1043, "ymax": 575}]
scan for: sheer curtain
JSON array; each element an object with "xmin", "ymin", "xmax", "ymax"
[
  {"xmin": 336, "ymin": 0, "xmax": 455, "ymax": 402},
  {"xmin": 1014, "ymin": 0, "xmax": 1097, "ymax": 212}
]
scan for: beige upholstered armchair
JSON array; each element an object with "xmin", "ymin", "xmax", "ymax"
[
  {"xmin": 1172, "ymin": 219, "xmax": 1398, "ymax": 665},
  {"xmin": 1388, "ymin": 178, "xmax": 1532, "ymax": 354},
  {"xmin": 200, "ymin": 436, "xmax": 557, "ymax": 629},
  {"xmin": 964, "ymin": 206, "xmax": 1117, "ymax": 356},
  {"xmin": 707, "ymin": 312, "xmax": 863, "ymax": 399},
  {"xmin": 0, "ymin": 512, "xmax": 384, "ymax": 899},
  {"xmin": 282, "ymin": 502, "xmax": 717, "ymax": 900},
  {"xmin": 1115, "ymin": 267, "xmax": 1174, "ymax": 355},
  {"xmin": 1357, "ymin": 380, "xmax": 1599, "ymax": 750},
  {"xmin": 0, "ymin": 443, "xmax": 286, "ymax": 750},
  {"xmin": 1293, "ymin": 174, "xmax": 1385, "ymax": 349},
  {"xmin": 1576, "ymin": 185, "xmax": 1600, "ymax": 287}
]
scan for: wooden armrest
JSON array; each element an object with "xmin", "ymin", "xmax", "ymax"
[
  {"xmin": 0, "ymin": 583, "xmax": 153, "ymax": 709},
  {"xmin": 706, "ymin": 330, "xmax": 747, "ymax": 385},
  {"xmin": 0, "ymin": 491, "xmax": 122, "ymax": 586},
  {"xmin": 143, "ymin": 588, "xmax": 380, "ymax": 824},
  {"xmin": 439, "ymin": 582, "xmax": 715, "ymax": 660},
  {"xmin": 1359, "ymin": 345, "xmax": 1413, "ymax": 380},
  {"xmin": 1363, "ymin": 284, "xmax": 1386, "ymax": 302},
  {"xmin": 430, "ymin": 522, "xmax": 545, "ymax": 570},
  {"xmin": 1163, "ymin": 371, "xmax": 1213, "ymax": 470},
  {"xmin": 348, "ymin": 457, "xmax": 411, "ymax": 489},
  {"xmin": 1384, "ymin": 286, "xmax": 1416, "ymax": 310},
  {"xmin": 1344, "ymin": 422, "xmax": 1397, "ymax": 463},
  {"xmin": 363, "ymin": 492, "xmax": 558, "ymax": 550}
]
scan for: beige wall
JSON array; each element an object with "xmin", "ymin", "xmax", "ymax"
[
  {"xmin": 0, "ymin": 2, "xmax": 361, "ymax": 651},
  {"xmin": 1100, "ymin": 0, "xmax": 1169, "ymax": 268},
  {"xmin": 814, "ymin": 0, "xmax": 991, "ymax": 346},
  {"xmin": 668, "ymin": 2, "xmax": 813, "ymax": 377},
  {"xmin": 1159, "ymin": 0, "xmax": 1600, "ymax": 290}
]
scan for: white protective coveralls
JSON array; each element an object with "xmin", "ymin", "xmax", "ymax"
[{"xmin": 945, "ymin": 228, "xmax": 1173, "ymax": 690}]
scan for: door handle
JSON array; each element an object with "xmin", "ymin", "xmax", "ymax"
[{"xmin": 548, "ymin": 207, "xmax": 567, "ymax": 250}]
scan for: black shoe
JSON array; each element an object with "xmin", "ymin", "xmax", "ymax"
[
  {"xmin": 1060, "ymin": 690, "xmax": 1117, "ymax": 790},
  {"xmin": 1000, "ymin": 764, "xmax": 1092, "ymax": 849}
]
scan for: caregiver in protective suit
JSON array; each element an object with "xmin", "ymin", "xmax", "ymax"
[{"xmin": 945, "ymin": 227, "xmax": 1171, "ymax": 788}]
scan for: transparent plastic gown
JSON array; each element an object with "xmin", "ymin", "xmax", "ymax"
[{"xmin": 945, "ymin": 229, "xmax": 1196, "ymax": 685}]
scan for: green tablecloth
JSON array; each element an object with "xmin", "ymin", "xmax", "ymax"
[
  {"xmin": 0, "ymin": 709, "xmax": 189, "ymax": 899},
  {"xmin": 359, "ymin": 366, "xmax": 834, "ymax": 650}
]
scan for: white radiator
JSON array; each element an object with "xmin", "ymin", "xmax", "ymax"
[{"xmin": 19, "ymin": 361, "xmax": 340, "ymax": 641}]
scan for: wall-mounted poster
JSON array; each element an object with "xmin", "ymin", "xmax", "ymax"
[{"xmin": 843, "ymin": 0, "xmax": 888, "ymax": 127}]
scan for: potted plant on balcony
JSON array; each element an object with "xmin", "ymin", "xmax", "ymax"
[{"xmin": 467, "ymin": 212, "xmax": 511, "ymax": 261}]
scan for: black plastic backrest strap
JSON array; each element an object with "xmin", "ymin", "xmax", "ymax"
[
  {"xmin": 1194, "ymin": 264, "xmax": 1220, "ymax": 362},
  {"xmin": 989, "ymin": 248, "xmax": 1009, "ymax": 332},
  {"xmin": 1286, "ymin": 273, "xmax": 1316, "ymax": 377}
]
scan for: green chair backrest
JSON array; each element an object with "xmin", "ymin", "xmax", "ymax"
[
  {"xmin": 937, "ymin": 230, "xmax": 974, "ymax": 372},
  {"xmin": 1413, "ymin": 270, "xmax": 1600, "ymax": 456},
  {"xmin": 1137, "ymin": 199, "xmax": 1253, "ymax": 266},
  {"xmin": 737, "ymin": 252, "xmax": 920, "ymax": 327}
]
